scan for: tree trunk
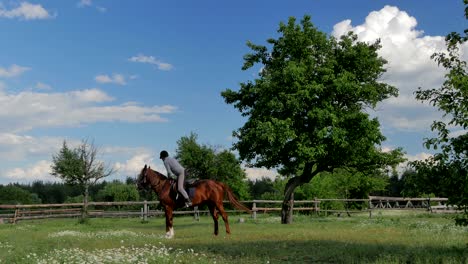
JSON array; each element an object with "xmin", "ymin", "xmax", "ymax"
[
  {"xmin": 281, "ymin": 163, "xmax": 318, "ymax": 224},
  {"xmin": 81, "ymin": 184, "xmax": 89, "ymax": 222},
  {"xmin": 281, "ymin": 192, "xmax": 294, "ymax": 224},
  {"xmin": 281, "ymin": 177, "xmax": 301, "ymax": 224}
]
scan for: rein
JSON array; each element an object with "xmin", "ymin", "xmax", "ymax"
[{"xmin": 145, "ymin": 169, "xmax": 169, "ymax": 193}]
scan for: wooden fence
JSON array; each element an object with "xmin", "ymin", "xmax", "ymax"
[
  {"xmin": 0, "ymin": 196, "xmax": 458, "ymax": 223},
  {"xmin": 0, "ymin": 201, "xmax": 159, "ymax": 224},
  {"xmin": 367, "ymin": 196, "xmax": 456, "ymax": 217}
]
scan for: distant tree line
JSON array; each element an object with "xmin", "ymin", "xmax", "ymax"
[
  {"xmin": 0, "ymin": 178, "xmax": 141, "ymax": 205},
  {"xmin": 0, "ymin": 163, "xmax": 451, "ymax": 206}
]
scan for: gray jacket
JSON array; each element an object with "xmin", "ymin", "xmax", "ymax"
[{"xmin": 162, "ymin": 157, "xmax": 184, "ymax": 178}]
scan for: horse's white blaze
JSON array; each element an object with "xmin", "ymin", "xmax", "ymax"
[{"xmin": 165, "ymin": 227, "xmax": 174, "ymax": 239}]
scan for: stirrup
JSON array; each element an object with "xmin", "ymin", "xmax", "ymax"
[{"xmin": 185, "ymin": 201, "xmax": 192, "ymax": 208}]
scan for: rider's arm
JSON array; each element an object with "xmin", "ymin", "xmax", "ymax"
[{"xmin": 163, "ymin": 159, "xmax": 175, "ymax": 178}]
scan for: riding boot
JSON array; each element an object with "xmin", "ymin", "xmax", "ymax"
[{"xmin": 185, "ymin": 198, "xmax": 192, "ymax": 208}]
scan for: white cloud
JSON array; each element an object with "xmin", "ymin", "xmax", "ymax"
[
  {"xmin": 383, "ymin": 115, "xmax": 439, "ymax": 131},
  {"xmin": 96, "ymin": 6, "xmax": 106, "ymax": 13},
  {"xmin": 382, "ymin": 145, "xmax": 433, "ymax": 173},
  {"xmin": 4, "ymin": 160, "xmax": 55, "ymax": 182},
  {"xmin": 113, "ymin": 153, "xmax": 152, "ymax": 176},
  {"xmin": 70, "ymin": 88, "xmax": 114, "ymax": 103},
  {"xmin": 95, "ymin": 74, "xmax": 126, "ymax": 85},
  {"xmin": 0, "ymin": 64, "xmax": 30, "ymax": 78},
  {"xmin": 244, "ymin": 166, "xmax": 278, "ymax": 181},
  {"xmin": 77, "ymin": 0, "xmax": 106, "ymax": 13},
  {"xmin": 0, "ymin": 2, "xmax": 52, "ymax": 20},
  {"xmin": 449, "ymin": 129, "xmax": 467, "ymax": 138},
  {"xmin": 35, "ymin": 82, "xmax": 52, "ymax": 90},
  {"xmin": 0, "ymin": 133, "xmax": 64, "ymax": 160},
  {"xmin": 0, "ymin": 134, "xmax": 158, "ymax": 183},
  {"xmin": 397, "ymin": 152, "xmax": 433, "ymax": 173},
  {"xmin": 129, "ymin": 54, "xmax": 174, "ymax": 71},
  {"xmin": 332, "ymin": 5, "xmax": 467, "ymax": 132},
  {"xmin": 113, "ymin": 153, "xmax": 166, "ymax": 177},
  {"xmin": 77, "ymin": 0, "xmax": 92, "ymax": 7},
  {"xmin": 405, "ymin": 152, "xmax": 433, "ymax": 162},
  {"xmin": 0, "ymin": 88, "xmax": 177, "ymax": 132},
  {"xmin": 0, "ymin": 133, "xmax": 34, "ymax": 146}
]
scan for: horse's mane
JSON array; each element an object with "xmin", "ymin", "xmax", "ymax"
[{"xmin": 147, "ymin": 167, "xmax": 170, "ymax": 180}]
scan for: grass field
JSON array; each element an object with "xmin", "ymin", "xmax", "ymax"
[{"xmin": 0, "ymin": 211, "xmax": 467, "ymax": 263}]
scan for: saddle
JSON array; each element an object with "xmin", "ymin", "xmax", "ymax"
[
  {"xmin": 169, "ymin": 178, "xmax": 197, "ymax": 189},
  {"xmin": 169, "ymin": 178, "xmax": 198, "ymax": 200}
]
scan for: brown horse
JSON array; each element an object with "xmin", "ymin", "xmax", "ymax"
[{"xmin": 136, "ymin": 165, "xmax": 251, "ymax": 238}]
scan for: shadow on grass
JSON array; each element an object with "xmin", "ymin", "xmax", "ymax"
[{"xmin": 171, "ymin": 239, "xmax": 468, "ymax": 263}]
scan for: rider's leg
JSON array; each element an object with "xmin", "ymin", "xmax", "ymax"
[{"xmin": 177, "ymin": 172, "xmax": 192, "ymax": 207}]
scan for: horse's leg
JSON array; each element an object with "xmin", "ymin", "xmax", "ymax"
[
  {"xmin": 165, "ymin": 206, "xmax": 174, "ymax": 239},
  {"xmin": 215, "ymin": 202, "xmax": 230, "ymax": 235},
  {"xmin": 208, "ymin": 203, "xmax": 219, "ymax": 236}
]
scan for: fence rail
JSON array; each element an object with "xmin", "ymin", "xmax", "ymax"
[{"xmin": 0, "ymin": 196, "xmax": 459, "ymax": 223}]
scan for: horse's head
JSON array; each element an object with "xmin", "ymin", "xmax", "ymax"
[{"xmin": 136, "ymin": 164, "xmax": 150, "ymax": 190}]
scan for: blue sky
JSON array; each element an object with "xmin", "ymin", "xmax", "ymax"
[{"xmin": 0, "ymin": 0, "xmax": 466, "ymax": 184}]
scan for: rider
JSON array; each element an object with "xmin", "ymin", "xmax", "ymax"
[{"xmin": 159, "ymin": 150, "xmax": 192, "ymax": 208}]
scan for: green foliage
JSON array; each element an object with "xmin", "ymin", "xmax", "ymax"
[
  {"xmin": 320, "ymin": 170, "xmax": 388, "ymax": 210},
  {"xmin": 258, "ymin": 177, "xmax": 286, "ymax": 200},
  {"xmin": 248, "ymin": 177, "xmax": 276, "ymax": 199},
  {"xmin": 222, "ymin": 15, "xmax": 401, "ymax": 174},
  {"xmin": 51, "ymin": 140, "xmax": 115, "ymax": 222},
  {"xmin": 0, "ymin": 185, "xmax": 40, "ymax": 204},
  {"xmin": 319, "ymin": 169, "xmax": 388, "ymax": 199},
  {"xmin": 12, "ymin": 181, "xmax": 105, "ymax": 204},
  {"xmin": 51, "ymin": 140, "xmax": 115, "ymax": 186},
  {"xmin": 29, "ymin": 181, "xmax": 68, "ymax": 204},
  {"xmin": 385, "ymin": 170, "xmax": 404, "ymax": 197},
  {"xmin": 412, "ymin": 1, "xmax": 468, "ymax": 224},
  {"xmin": 64, "ymin": 195, "xmax": 85, "ymax": 203},
  {"xmin": 175, "ymin": 133, "xmax": 216, "ymax": 179},
  {"xmin": 97, "ymin": 181, "xmax": 140, "ymax": 202},
  {"xmin": 308, "ymin": 174, "xmax": 339, "ymax": 198},
  {"xmin": 222, "ymin": 14, "xmax": 404, "ymax": 221},
  {"xmin": 175, "ymin": 132, "xmax": 250, "ymax": 199},
  {"xmin": 51, "ymin": 141, "xmax": 85, "ymax": 185}
]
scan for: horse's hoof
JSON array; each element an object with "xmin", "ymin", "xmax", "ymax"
[{"xmin": 165, "ymin": 227, "xmax": 174, "ymax": 239}]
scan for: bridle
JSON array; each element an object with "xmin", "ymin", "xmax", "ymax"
[{"xmin": 142, "ymin": 166, "xmax": 166, "ymax": 192}]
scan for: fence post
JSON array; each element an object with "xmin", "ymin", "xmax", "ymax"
[
  {"xmin": 368, "ymin": 197, "xmax": 372, "ymax": 219},
  {"xmin": 13, "ymin": 208, "xmax": 18, "ymax": 224},
  {"xmin": 427, "ymin": 197, "xmax": 432, "ymax": 212},
  {"xmin": 252, "ymin": 201, "xmax": 257, "ymax": 220},
  {"xmin": 143, "ymin": 200, "xmax": 148, "ymax": 222},
  {"xmin": 193, "ymin": 206, "xmax": 200, "ymax": 221},
  {"xmin": 314, "ymin": 197, "xmax": 318, "ymax": 215}
]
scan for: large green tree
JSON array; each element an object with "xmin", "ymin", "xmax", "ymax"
[
  {"xmin": 222, "ymin": 15, "xmax": 404, "ymax": 223},
  {"xmin": 175, "ymin": 133, "xmax": 250, "ymax": 200},
  {"xmin": 51, "ymin": 140, "xmax": 115, "ymax": 222},
  {"xmin": 412, "ymin": 0, "xmax": 468, "ymax": 225}
]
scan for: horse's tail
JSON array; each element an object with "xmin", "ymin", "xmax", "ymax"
[{"xmin": 221, "ymin": 183, "xmax": 251, "ymax": 214}]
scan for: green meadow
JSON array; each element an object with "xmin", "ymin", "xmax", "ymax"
[{"xmin": 0, "ymin": 211, "xmax": 467, "ymax": 263}]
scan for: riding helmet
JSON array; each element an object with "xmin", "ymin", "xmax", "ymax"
[{"xmin": 159, "ymin": 150, "xmax": 169, "ymax": 159}]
